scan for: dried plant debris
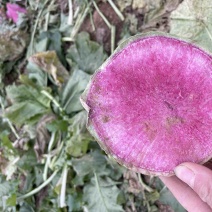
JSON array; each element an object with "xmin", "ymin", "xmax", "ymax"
[
  {"xmin": 29, "ymin": 51, "xmax": 69, "ymax": 86},
  {"xmin": 81, "ymin": 2, "xmax": 123, "ymax": 53},
  {"xmin": 0, "ymin": 24, "xmax": 28, "ymax": 62},
  {"xmin": 34, "ymin": 114, "xmax": 56, "ymax": 161},
  {"xmin": 141, "ymin": 0, "xmax": 182, "ymax": 32},
  {"xmin": 116, "ymin": 0, "xmax": 132, "ymax": 12}
]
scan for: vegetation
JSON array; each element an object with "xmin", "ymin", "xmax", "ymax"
[{"xmin": 0, "ymin": 0, "xmax": 211, "ymax": 211}]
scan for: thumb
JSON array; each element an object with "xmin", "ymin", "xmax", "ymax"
[{"xmin": 175, "ymin": 162, "xmax": 212, "ymax": 208}]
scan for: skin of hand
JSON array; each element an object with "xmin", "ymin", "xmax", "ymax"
[{"xmin": 160, "ymin": 162, "xmax": 212, "ymax": 212}]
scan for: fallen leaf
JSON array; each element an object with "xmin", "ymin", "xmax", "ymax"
[
  {"xmin": 132, "ymin": 0, "xmax": 146, "ymax": 10},
  {"xmin": 34, "ymin": 114, "xmax": 56, "ymax": 161},
  {"xmin": 116, "ymin": 0, "xmax": 132, "ymax": 11},
  {"xmin": 29, "ymin": 51, "xmax": 69, "ymax": 86},
  {"xmin": 141, "ymin": 0, "xmax": 181, "ymax": 32},
  {"xmin": 0, "ymin": 24, "xmax": 28, "ymax": 62},
  {"xmin": 170, "ymin": 0, "xmax": 212, "ymax": 52}
]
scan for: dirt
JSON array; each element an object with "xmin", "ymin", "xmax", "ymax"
[
  {"xmin": 81, "ymin": 0, "xmax": 183, "ymax": 54},
  {"xmin": 81, "ymin": 2, "xmax": 123, "ymax": 53}
]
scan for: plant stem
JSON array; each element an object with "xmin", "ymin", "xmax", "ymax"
[
  {"xmin": 62, "ymin": 37, "xmax": 75, "ymax": 42},
  {"xmin": 137, "ymin": 174, "xmax": 152, "ymax": 211},
  {"xmin": 43, "ymin": 156, "xmax": 51, "ymax": 181},
  {"xmin": 111, "ymin": 25, "xmax": 116, "ymax": 53},
  {"xmin": 17, "ymin": 170, "xmax": 58, "ymax": 200},
  {"xmin": 92, "ymin": 1, "xmax": 111, "ymax": 29},
  {"xmin": 138, "ymin": 174, "xmax": 154, "ymax": 193},
  {"xmin": 0, "ymin": 98, "xmax": 20, "ymax": 140},
  {"xmin": 29, "ymin": 0, "xmax": 50, "ymax": 56},
  {"xmin": 60, "ymin": 164, "xmax": 68, "ymax": 208},
  {"xmin": 7, "ymin": 121, "xmax": 20, "ymax": 140},
  {"xmin": 50, "ymin": 133, "xmax": 59, "ymax": 153},
  {"xmin": 94, "ymin": 173, "xmax": 109, "ymax": 212},
  {"xmin": 89, "ymin": 10, "xmax": 95, "ymax": 31},
  {"xmin": 41, "ymin": 90, "xmax": 64, "ymax": 113},
  {"xmin": 68, "ymin": 0, "xmax": 73, "ymax": 25},
  {"xmin": 44, "ymin": 12, "xmax": 50, "ymax": 31},
  {"xmin": 203, "ymin": 21, "xmax": 212, "ymax": 42},
  {"xmin": 92, "ymin": 1, "xmax": 116, "ymax": 53},
  {"xmin": 49, "ymin": 141, "xmax": 64, "ymax": 169},
  {"xmin": 107, "ymin": 0, "xmax": 124, "ymax": 21},
  {"xmin": 43, "ymin": 132, "xmax": 56, "ymax": 181},
  {"xmin": 74, "ymin": 6, "xmax": 80, "ymax": 19},
  {"xmin": 71, "ymin": 3, "xmax": 91, "ymax": 39}
]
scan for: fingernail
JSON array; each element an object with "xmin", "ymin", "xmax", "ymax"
[{"xmin": 174, "ymin": 165, "xmax": 195, "ymax": 187}]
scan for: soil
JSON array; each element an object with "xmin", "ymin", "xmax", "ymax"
[
  {"xmin": 81, "ymin": 2, "xmax": 123, "ymax": 53},
  {"xmin": 81, "ymin": 0, "xmax": 183, "ymax": 54}
]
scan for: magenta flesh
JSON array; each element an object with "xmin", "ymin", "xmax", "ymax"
[{"xmin": 83, "ymin": 35, "xmax": 212, "ymax": 176}]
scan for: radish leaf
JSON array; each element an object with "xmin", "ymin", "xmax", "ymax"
[
  {"xmin": 66, "ymin": 32, "xmax": 107, "ymax": 74},
  {"xmin": 83, "ymin": 174, "xmax": 123, "ymax": 212}
]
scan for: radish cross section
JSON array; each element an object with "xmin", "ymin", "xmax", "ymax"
[{"xmin": 81, "ymin": 33, "xmax": 212, "ymax": 176}]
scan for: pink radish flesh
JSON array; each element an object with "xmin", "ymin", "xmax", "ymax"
[{"xmin": 84, "ymin": 35, "xmax": 212, "ymax": 176}]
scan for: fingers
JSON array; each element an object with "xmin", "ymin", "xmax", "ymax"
[
  {"xmin": 175, "ymin": 162, "xmax": 212, "ymax": 208},
  {"xmin": 160, "ymin": 176, "xmax": 211, "ymax": 212}
]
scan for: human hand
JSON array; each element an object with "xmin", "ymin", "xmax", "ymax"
[{"xmin": 160, "ymin": 162, "xmax": 212, "ymax": 212}]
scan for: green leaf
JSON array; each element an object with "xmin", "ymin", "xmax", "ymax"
[
  {"xmin": 65, "ymin": 111, "xmax": 93, "ymax": 157},
  {"xmin": 46, "ymin": 119, "xmax": 69, "ymax": 132},
  {"xmin": 16, "ymin": 149, "xmax": 38, "ymax": 171},
  {"xmin": 0, "ymin": 117, "xmax": 9, "ymax": 133},
  {"xmin": 66, "ymin": 32, "xmax": 107, "ymax": 74},
  {"xmin": 6, "ymin": 83, "xmax": 49, "ymax": 106},
  {"xmin": 5, "ymin": 83, "xmax": 50, "ymax": 125},
  {"xmin": 26, "ymin": 61, "xmax": 48, "ymax": 87},
  {"xmin": 0, "ymin": 132, "xmax": 16, "ymax": 153},
  {"xmin": 34, "ymin": 30, "xmax": 66, "ymax": 66},
  {"xmin": 0, "ymin": 60, "xmax": 17, "ymax": 89},
  {"xmin": 0, "ymin": 175, "xmax": 18, "ymax": 197},
  {"xmin": 59, "ymin": 13, "xmax": 72, "ymax": 36},
  {"xmin": 83, "ymin": 174, "xmax": 123, "ymax": 212},
  {"xmin": 106, "ymin": 157, "xmax": 124, "ymax": 181},
  {"xmin": 159, "ymin": 187, "xmax": 186, "ymax": 212},
  {"xmin": 69, "ymin": 111, "xmax": 88, "ymax": 135},
  {"xmin": 19, "ymin": 202, "xmax": 35, "ymax": 212},
  {"xmin": 65, "ymin": 136, "xmax": 89, "ymax": 157},
  {"xmin": 0, "ymin": 175, "xmax": 18, "ymax": 210},
  {"xmin": 5, "ymin": 102, "xmax": 49, "ymax": 126},
  {"xmin": 60, "ymin": 70, "xmax": 90, "ymax": 113},
  {"xmin": 72, "ymin": 150, "xmax": 107, "ymax": 177},
  {"xmin": 6, "ymin": 193, "xmax": 16, "ymax": 207},
  {"xmin": 146, "ymin": 190, "xmax": 160, "ymax": 204},
  {"xmin": 67, "ymin": 193, "xmax": 82, "ymax": 212},
  {"xmin": 170, "ymin": 0, "xmax": 212, "ymax": 52}
]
